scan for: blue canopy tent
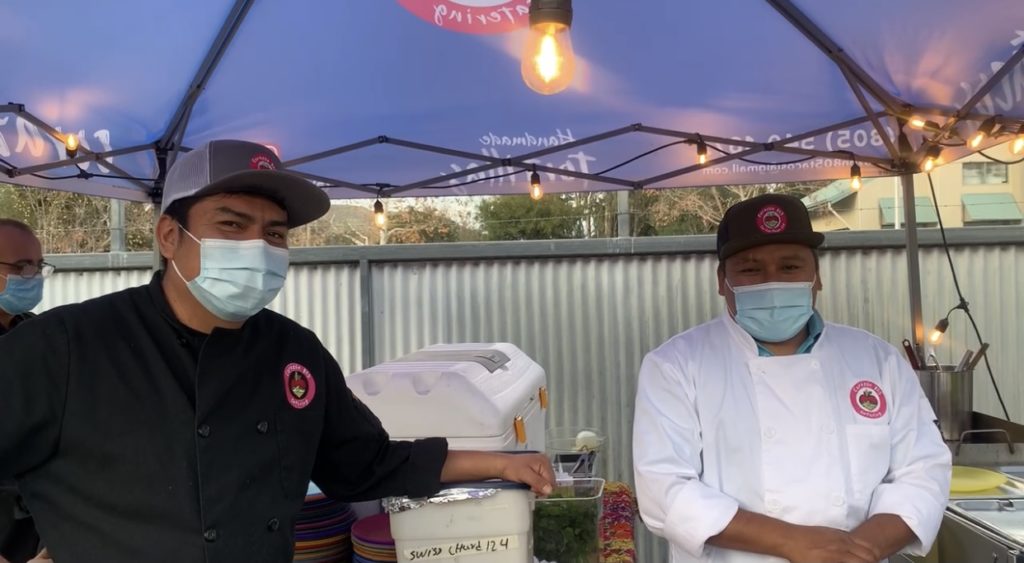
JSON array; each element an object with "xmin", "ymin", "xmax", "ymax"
[{"xmin": 1, "ymin": 0, "xmax": 1023, "ymax": 353}]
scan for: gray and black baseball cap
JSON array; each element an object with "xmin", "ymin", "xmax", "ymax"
[{"xmin": 160, "ymin": 140, "xmax": 330, "ymax": 228}]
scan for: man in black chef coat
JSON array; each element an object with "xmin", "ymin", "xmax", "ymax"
[{"xmin": 0, "ymin": 140, "xmax": 555, "ymax": 563}]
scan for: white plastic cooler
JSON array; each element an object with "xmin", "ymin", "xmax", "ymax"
[{"xmin": 346, "ymin": 343, "xmax": 548, "ymax": 451}]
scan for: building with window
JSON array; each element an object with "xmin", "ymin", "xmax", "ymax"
[{"xmin": 804, "ymin": 143, "xmax": 1023, "ymax": 231}]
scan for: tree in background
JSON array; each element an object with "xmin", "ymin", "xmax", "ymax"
[
  {"xmin": 0, "ymin": 183, "xmax": 154, "ymax": 253},
  {"xmin": 476, "ymin": 194, "xmax": 584, "ymax": 241},
  {"xmin": 630, "ymin": 182, "xmax": 828, "ymax": 236},
  {"xmin": 379, "ymin": 203, "xmax": 467, "ymax": 244}
]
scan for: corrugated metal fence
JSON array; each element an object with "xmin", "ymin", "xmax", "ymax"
[{"xmin": 41, "ymin": 228, "xmax": 1024, "ymax": 562}]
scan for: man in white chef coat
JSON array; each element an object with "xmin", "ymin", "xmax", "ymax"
[{"xmin": 633, "ymin": 193, "xmax": 951, "ymax": 563}]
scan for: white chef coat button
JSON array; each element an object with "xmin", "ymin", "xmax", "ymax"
[
  {"xmin": 831, "ymin": 494, "xmax": 845, "ymax": 507},
  {"xmin": 762, "ymin": 427, "xmax": 776, "ymax": 440},
  {"xmin": 766, "ymin": 498, "xmax": 781, "ymax": 511},
  {"xmin": 810, "ymin": 360, "xmax": 820, "ymax": 369},
  {"xmin": 822, "ymin": 423, "xmax": 836, "ymax": 434}
]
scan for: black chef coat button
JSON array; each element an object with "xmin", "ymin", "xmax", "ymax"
[
  {"xmin": 256, "ymin": 421, "xmax": 269, "ymax": 434},
  {"xmin": 197, "ymin": 424, "xmax": 211, "ymax": 438},
  {"xmin": 177, "ymin": 336, "xmax": 188, "ymax": 347},
  {"xmin": 203, "ymin": 528, "xmax": 218, "ymax": 542},
  {"xmin": 267, "ymin": 517, "xmax": 280, "ymax": 532}
]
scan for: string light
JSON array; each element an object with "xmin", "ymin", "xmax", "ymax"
[
  {"xmin": 969, "ymin": 116, "xmax": 999, "ymax": 149},
  {"xmin": 921, "ymin": 145, "xmax": 943, "ymax": 172},
  {"xmin": 64, "ymin": 133, "xmax": 79, "ymax": 158},
  {"xmin": 373, "ymin": 198, "xmax": 386, "ymax": 227},
  {"xmin": 908, "ymin": 116, "xmax": 939, "ymax": 130},
  {"xmin": 529, "ymin": 170, "xmax": 543, "ymax": 200},
  {"xmin": 850, "ymin": 162, "xmax": 862, "ymax": 191},
  {"xmin": 929, "ymin": 317, "xmax": 949, "ymax": 344},
  {"xmin": 1012, "ymin": 133, "xmax": 1024, "ymax": 155},
  {"xmin": 696, "ymin": 138, "xmax": 708, "ymax": 166},
  {"xmin": 521, "ymin": 0, "xmax": 575, "ymax": 95}
]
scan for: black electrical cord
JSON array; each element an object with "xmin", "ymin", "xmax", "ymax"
[
  {"xmin": 926, "ymin": 173, "xmax": 1011, "ymax": 421},
  {"xmin": 978, "ymin": 150, "xmax": 1024, "ymax": 166},
  {"xmin": 594, "ymin": 140, "xmax": 690, "ymax": 175},
  {"xmin": 705, "ymin": 142, "xmax": 816, "ymax": 165},
  {"xmin": 396, "ymin": 138, "xmax": 823, "ymax": 193}
]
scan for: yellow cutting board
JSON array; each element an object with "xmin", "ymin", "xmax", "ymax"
[{"xmin": 950, "ymin": 466, "xmax": 1007, "ymax": 493}]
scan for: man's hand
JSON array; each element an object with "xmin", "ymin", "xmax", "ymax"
[
  {"xmin": 440, "ymin": 451, "xmax": 555, "ymax": 497},
  {"xmin": 782, "ymin": 526, "xmax": 881, "ymax": 563},
  {"xmin": 498, "ymin": 452, "xmax": 555, "ymax": 497},
  {"xmin": 27, "ymin": 548, "xmax": 51, "ymax": 562}
]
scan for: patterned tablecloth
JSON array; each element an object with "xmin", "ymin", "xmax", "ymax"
[{"xmin": 600, "ymin": 481, "xmax": 637, "ymax": 563}]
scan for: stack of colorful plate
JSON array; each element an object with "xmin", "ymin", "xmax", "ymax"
[
  {"xmin": 293, "ymin": 483, "xmax": 358, "ymax": 562},
  {"xmin": 351, "ymin": 513, "xmax": 396, "ymax": 563}
]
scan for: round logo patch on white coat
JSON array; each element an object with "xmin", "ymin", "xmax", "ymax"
[
  {"xmin": 283, "ymin": 363, "xmax": 316, "ymax": 409},
  {"xmin": 849, "ymin": 380, "xmax": 887, "ymax": 419}
]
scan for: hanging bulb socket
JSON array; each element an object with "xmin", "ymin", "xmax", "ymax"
[
  {"xmin": 929, "ymin": 317, "xmax": 949, "ymax": 344},
  {"xmin": 528, "ymin": 0, "xmax": 572, "ymax": 27},
  {"xmin": 969, "ymin": 116, "xmax": 999, "ymax": 149},
  {"xmin": 65, "ymin": 133, "xmax": 79, "ymax": 158},
  {"xmin": 373, "ymin": 198, "xmax": 386, "ymax": 227},
  {"xmin": 529, "ymin": 171, "xmax": 543, "ymax": 200},
  {"xmin": 921, "ymin": 145, "xmax": 943, "ymax": 172},
  {"xmin": 521, "ymin": 0, "xmax": 575, "ymax": 95},
  {"xmin": 850, "ymin": 163, "xmax": 862, "ymax": 190},
  {"xmin": 908, "ymin": 116, "xmax": 939, "ymax": 131},
  {"xmin": 1012, "ymin": 132, "xmax": 1024, "ymax": 155}
]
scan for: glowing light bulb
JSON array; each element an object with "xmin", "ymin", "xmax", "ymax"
[
  {"xmin": 921, "ymin": 146, "xmax": 943, "ymax": 172},
  {"xmin": 529, "ymin": 171, "xmax": 543, "ymax": 200},
  {"xmin": 970, "ymin": 116, "xmax": 998, "ymax": 149},
  {"xmin": 909, "ymin": 116, "xmax": 927, "ymax": 129},
  {"xmin": 929, "ymin": 317, "xmax": 949, "ymax": 344},
  {"xmin": 373, "ymin": 199, "xmax": 386, "ymax": 228},
  {"xmin": 521, "ymin": 22, "xmax": 575, "ymax": 95},
  {"xmin": 850, "ymin": 163, "xmax": 862, "ymax": 191},
  {"xmin": 697, "ymin": 140, "xmax": 708, "ymax": 166},
  {"xmin": 65, "ymin": 133, "xmax": 79, "ymax": 158},
  {"xmin": 1012, "ymin": 134, "xmax": 1024, "ymax": 155}
]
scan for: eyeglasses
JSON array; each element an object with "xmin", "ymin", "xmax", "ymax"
[{"xmin": 0, "ymin": 260, "xmax": 56, "ymax": 279}]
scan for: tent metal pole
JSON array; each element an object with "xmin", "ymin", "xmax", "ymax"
[
  {"xmin": 616, "ymin": 190, "xmax": 631, "ymax": 237},
  {"xmin": 158, "ymin": 0, "xmax": 254, "ymax": 150},
  {"xmin": 764, "ymin": 0, "xmax": 904, "ymax": 114},
  {"xmin": 900, "ymin": 172, "xmax": 925, "ymax": 357}
]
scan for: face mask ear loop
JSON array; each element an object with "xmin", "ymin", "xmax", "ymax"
[
  {"xmin": 170, "ymin": 258, "xmax": 190, "ymax": 285},
  {"xmin": 177, "ymin": 223, "xmax": 201, "ymax": 245},
  {"xmin": 170, "ymin": 222, "xmax": 202, "ymax": 285}
]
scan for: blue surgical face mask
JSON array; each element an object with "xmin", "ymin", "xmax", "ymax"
[
  {"xmin": 727, "ymin": 278, "xmax": 815, "ymax": 343},
  {"xmin": 171, "ymin": 227, "xmax": 289, "ymax": 322},
  {"xmin": 0, "ymin": 274, "xmax": 44, "ymax": 316}
]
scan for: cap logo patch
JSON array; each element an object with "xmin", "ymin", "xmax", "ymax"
[
  {"xmin": 850, "ymin": 380, "xmax": 887, "ymax": 419},
  {"xmin": 250, "ymin": 154, "xmax": 277, "ymax": 171},
  {"xmin": 283, "ymin": 363, "xmax": 316, "ymax": 409},
  {"xmin": 756, "ymin": 205, "xmax": 787, "ymax": 234}
]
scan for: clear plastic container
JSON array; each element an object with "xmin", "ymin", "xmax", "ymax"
[
  {"xmin": 546, "ymin": 427, "xmax": 605, "ymax": 478},
  {"xmin": 532, "ymin": 478, "xmax": 605, "ymax": 563}
]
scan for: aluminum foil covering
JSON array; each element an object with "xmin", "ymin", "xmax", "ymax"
[{"xmin": 384, "ymin": 487, "xmax": 501, "ymax": 514}]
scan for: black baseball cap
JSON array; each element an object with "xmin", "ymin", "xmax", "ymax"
[
  {"xmin": 716, "ymin": 193, "xmax": 824, "ymax": 260},
  {"xmin": 160, "ymin": 140, "xmax": 330, "ymax": 228}
]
